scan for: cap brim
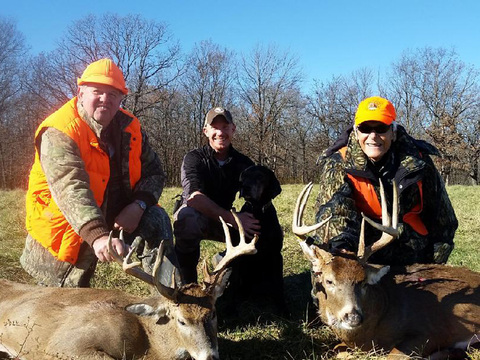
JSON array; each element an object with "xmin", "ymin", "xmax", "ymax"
[{"xmin": 77, "ymin": 76, "xmax": 128, "ymax": 95}]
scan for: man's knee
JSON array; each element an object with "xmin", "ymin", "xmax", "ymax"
[
  {"xmin": 135, "ymin": 205, "xmax": 173, "ymax": 246},
  {"xmin": 20, "ymin": 234, "xmax": 96, "ymax": 287},
  {"xmin": 174, "ymin": 206, "xmax": 206, "ymax": 234}
]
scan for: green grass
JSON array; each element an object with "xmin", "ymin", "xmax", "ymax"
[{"xmin": 0, "ymin": 186, "xmax": 479, "ymax": 359}]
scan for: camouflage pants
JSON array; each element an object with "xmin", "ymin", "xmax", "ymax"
[
  {"xmin": 173, "ymin": 204, "xmax": 238, "ymax": 283},
  {"xmin": 20, "ymin": 206, "xmax": 176, "ymax": 287}
]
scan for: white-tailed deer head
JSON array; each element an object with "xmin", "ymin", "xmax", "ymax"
[
  {"xmin": 0, "ymin": 209, "xmax": 257, "ymax": 360},
  {"xmin": 293, "ymin": 180, "xmax": 480, "ymax": 358}
]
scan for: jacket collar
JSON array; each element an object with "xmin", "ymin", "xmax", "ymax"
[
  {"xmin": 76, "ymin": 99, "xmax": 133, "ymax": 139},
  {"xmin": 339, "ymin": 125, "xmax": 435, "ymax": 177},
  {"xmin": 205, "ymin": 144, "xmax": 238, "ymax": 165}
]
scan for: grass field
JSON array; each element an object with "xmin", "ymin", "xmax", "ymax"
[{"xmin": 0, "ymin": 185, "xmax": 479, "ymax": 359}]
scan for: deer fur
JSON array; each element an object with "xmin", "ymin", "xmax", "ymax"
[
  {"xmin": 0, "ymin": 277, "xmax": 227, "ymax": 360},
  {"xmin": 294, "ymin": 182, "xmax": 480, "ymax": 359},
  {"xmin": 301, "ymin": 245, "xmax": 480, "ymax": 358},
  {"xmin": 0, "ymin": 210, "xmax": 257, "ymax": 360}
]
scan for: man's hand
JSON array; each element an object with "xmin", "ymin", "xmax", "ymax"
[
  {"xmin": 92, "ymin": 234, "xmax": 129, "ymax": 262},
  {"xmin": 234, "ymin": 211, "xmax": 261, "ymax": 240},
  {"xmin": 113, "ymin": 202, "xmax": 145, "ymax": 233}
]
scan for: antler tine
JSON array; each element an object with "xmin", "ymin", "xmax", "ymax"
[
  {"xmin": 392, "ymin": 179, "xmax": 398, "ymax": 228},
  {"xmin": 232, "ymin": 207, "xmax": 251, "ymax": 247},
  {"xmin": 213, "ymin": 209, "xmax": 258, "ymax": 274},
  {"xmin": 379, "ymin": 179, "xmax": 391, "ymax": 226},
  {"xmin": 152, "ymin": 240, "xmax": 178, "ymax": 301},
  {"xmin": 358, "ymin": 180, "xmax": 400, "ymax": 262},
  {"xmin": 292, "ymin": 182, "xmax": 332, "ymax": 239},
  {"xmin": 107, "ymin": 230, "xmax": 154, "ymax": 285},
  {"xmin": 121, "ymin": 232, "xmax": 142, "ymax": 270},
  {"xmin": 295, "ymin": 182, "xmax": 313, "ymax": 228},
  {"xmin": 357, "ymin": 217, "xmax": 367, "ymax": 259}
]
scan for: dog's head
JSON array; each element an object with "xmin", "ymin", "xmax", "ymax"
[{"xmin": 239, "ymin": 165, "xmax": 281, "ymax": 206}]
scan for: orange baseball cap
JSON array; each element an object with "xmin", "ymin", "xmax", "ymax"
[
  {"xmin": 77, "ymin": 58, "xmax": 128, "ymax": 95},
  {"xmin": 354, "ymin": 96, "xmax": 396, "ymax": 126}
]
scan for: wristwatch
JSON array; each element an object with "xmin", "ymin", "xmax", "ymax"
[{"xmin": 134, "ymin": 199, "xmax": 147, "ymax": 211}]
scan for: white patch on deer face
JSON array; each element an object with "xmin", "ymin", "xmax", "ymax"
[
  {"xmin": 334, "ymin": 292, "xmax": 364, "ymax": 330},
  {"xmin": 322, "ymin": 272, "xmax": 364, "ymax": 330},
  {"xmin": 175, "ymin": 348, "xmax": 190, "ymax": 360},
  {"xmin": 175, "ymin": 305, "xmax": 219, "ymax": 360}
]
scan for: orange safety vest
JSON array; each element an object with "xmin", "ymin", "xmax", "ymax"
[
  {"xmin": 25, "ymin": 97, "xmax": 143, "ymax": 264},
  {"xmin": 338, "ymin": 147, "xmax": 428, "ymax": 236}
]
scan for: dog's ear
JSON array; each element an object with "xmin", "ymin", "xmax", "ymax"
[
  {"xmin": 267, "ymin": 168, "xmax": 282, "ymax": 199},
  {"xmin": 239, "ymin": 165, "xmax": 253, "ymax": 184}
]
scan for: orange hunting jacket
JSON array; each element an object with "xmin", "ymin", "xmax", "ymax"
[
  {"xmin": 342, "ymin": 145, "xmax": 427, "ymax": 236},
  {"xmin": 25, "ymin": 97, "xmax": 142, "ymax": 264}
]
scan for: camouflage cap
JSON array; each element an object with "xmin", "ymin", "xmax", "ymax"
[{"xmin": 204, "ymin": 107, "xmax": 234, "ymax": 127}]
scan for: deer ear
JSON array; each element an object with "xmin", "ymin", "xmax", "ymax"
[
  {"xmin": 365, "ymin": 264, "xmax": 390, "ymax": 285},
  {"xmin": 126, "ymin": 299, "xmax": 169, "ymax": 318},
  {"xmin": 211, "ymin": 268, "xmax": 232, "ymax": 300},
  {"xmin": 299, "ymin": 240, "xmax": 317, "ymax": 262},
  {"xmin": 299, "ymin": 241, "xmax": 332, "ymax": 273},
  {"xmin": 125, "ymin": 303, "xmax": 167, "ymax": 317},
  {"xmin": 312, "ymin": 245, "xmax": 333, "ymax": 266}
]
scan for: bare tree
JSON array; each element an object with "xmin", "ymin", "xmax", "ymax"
[
  {"xmin": 0, "ymin": 18, "xmax": 29, "ymax": 188},
  {"xmin": 236, "ymin": 44, "xmax": 303, "ymax": 170},
  {"xmin": 307, "ymin": 77, "xmax": 348, "ymax": 144},
  {"xmin": 281, "ymin": 93, "xmax": 320, "ymax": 182},
  {"xmin": 384, "ymin": 54, "xmax": 425, "ymax": 137},
  {"xmin": 307, "ymin": 69, "xmax": 375, "ymax": 144},
  {"xmin": 24, "ymin": 13, "xmax": 182, "ymax": 119},
  {"xmin": 396, "ymin": 48, "xmax": 480, "ymax": 183},
  {"xmin": 180, "ymin": 40, "xmax": 236, "ymax": 148},
  {"xmin": 141, "ymin": 86, "xmax": 188, "ymax": 186},
  {"xmin": 463, "ymin": 107, "xmax": 480, "ymax": 185}
]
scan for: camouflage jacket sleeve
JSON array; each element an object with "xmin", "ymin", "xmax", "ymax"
[
  {"xmin": 314, "ymin": 152, "xmax": 361, "ymax": 251},
  {"xmin": 420, "ymin": 155, "xmax": 458, "ymax": 263},
  {"xmin": 131, "ymin": 128, "xmax": 166, "ymax": 206},
  {"xmin": 39, "ymin": 127, "xmax": 108, "ymax": 244}
]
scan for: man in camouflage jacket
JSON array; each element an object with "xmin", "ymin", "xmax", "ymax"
[
  {"xmin": 314, "ymin": 96, "xmax": 457, "ymax": 266},
  {"xmin": 21, "ymin": 59, "xmax": 174, "ymax": 287}
]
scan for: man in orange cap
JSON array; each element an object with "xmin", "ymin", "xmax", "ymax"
[
  {"xmin": 20, "ymin": 59, "xmax": 174, "ymax": 287},
  {"xmin": 312, "ymin": 96, "xmax": 457, "ymax": 266}
]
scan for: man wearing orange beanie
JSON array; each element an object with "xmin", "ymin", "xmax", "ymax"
[
  {"xmin": 312, "ymin": 96, "xmax": 457, "ymax": 267},
  {"xmin": 21, "ymin": 59, "xmax": 174, "ymax": 287}
]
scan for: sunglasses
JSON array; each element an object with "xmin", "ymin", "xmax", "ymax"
[{"xmin": 357, "ymin": 123, "xmax": 392, "ymax": 134}]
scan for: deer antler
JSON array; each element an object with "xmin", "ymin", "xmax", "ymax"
[
  {"xmin": 151, "ymin": 240, "xmax": 179, "ymax": 301},
  {"xmin": 357, "ymin": 179, "xmax": 400, "ymax": 262},
  {"xmin": 212, "ymin": 209, "xmax": 258, "ymax": 274},
  {"xmin": 107, "ymin": 230, "xmax": 155, "ymax": 285},
  {"xmin": 292, "ymin": 182, "xmax": 331, "ymax": 239}
]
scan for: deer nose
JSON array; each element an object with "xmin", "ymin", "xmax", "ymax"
[{"xmin": 343, "ymin": 310, "xmax": 362, "ymax": 327}]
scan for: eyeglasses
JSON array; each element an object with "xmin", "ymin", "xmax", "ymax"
[{"xmin": 356, "ymin": 123, "xmax": 392, "ymax": 134}]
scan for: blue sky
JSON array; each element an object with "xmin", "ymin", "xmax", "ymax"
[{"xmin": 4, "ymin": 0, "xmax": 480, "ymax": 90}]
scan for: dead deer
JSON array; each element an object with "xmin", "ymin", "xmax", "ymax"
[
  {"xmin": 0, "ymin": 210, "xmax": 257, "ymax": 360},
  {"xmin": 293, "ymin": 181, "xmax": 480, "ymax": 359}
]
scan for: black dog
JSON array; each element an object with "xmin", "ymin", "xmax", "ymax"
[{"xmin": 226, "ymin": 165, "xmax": 285, "ymax": 314}]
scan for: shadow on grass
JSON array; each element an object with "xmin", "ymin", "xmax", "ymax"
[
  {"xmin": 215, "ymin": 271, "xmax": 338, "ymax": 360},
  {"xmin": 216, "ymin": 271, "xmax": 317, "ymax": 326}
]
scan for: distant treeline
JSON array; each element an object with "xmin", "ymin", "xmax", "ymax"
[{"xmin": 1, "ymin": 14, "xmax": 478, "ymax": 189}]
